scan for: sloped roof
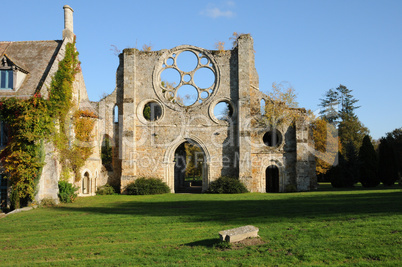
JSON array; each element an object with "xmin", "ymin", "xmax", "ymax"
[
  {"xmin": 0, "ymin": 40, "xmax": 62, "ymax": 97},
  {"xmin": 1, "ymin": 54, "xmax": 29, "ymax": 73}
]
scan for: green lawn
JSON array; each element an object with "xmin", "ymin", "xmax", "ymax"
[{"xmin": 1, "ymin": 185, "xmax": 402, "ymax": 266}]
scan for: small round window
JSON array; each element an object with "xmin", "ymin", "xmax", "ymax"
[
  {"xmin": 143, "ymin": 101, "xmax": 162, "ymax": 121},
  {"xmin": 213, "ymin": 101, "xmax": 233, "ymax": 121},
  {"xmin": 263, "ymin": 130, "xmax": 282, "ymax": 147}
]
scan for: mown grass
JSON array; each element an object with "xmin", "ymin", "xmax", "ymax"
[{"xmin": 1, "ymin": 184, "xmax": 401, "ymax": 266}]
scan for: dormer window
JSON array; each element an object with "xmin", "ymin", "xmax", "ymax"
[
  {"xmin": 0, "ymin": 69, "xmax": 13, "ymax": 89},
  {"xmin": 0, "ymin": 55, "xmax": 28, "ymax": 91}
]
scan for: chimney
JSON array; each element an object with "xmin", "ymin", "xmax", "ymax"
[{"xmin": 62, "ymin": 5, "xmax": 74, "ymax": 41}]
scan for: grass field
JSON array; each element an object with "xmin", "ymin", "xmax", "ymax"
[{"xmin": 1, "ymin": 184, "xmax": 401, "ymax": 266}]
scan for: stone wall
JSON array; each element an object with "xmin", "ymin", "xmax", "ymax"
[{"xmin": 97, "ymin": 34, "xmax": 316, "ymax": 193}]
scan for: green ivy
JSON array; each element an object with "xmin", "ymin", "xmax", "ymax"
[
  {"xmin": 0, "ymin": 94, "xmax": 50, "ymax": 200},
  {"xmin": 0, "ymin": 38, "xmax": 95, "ymax": 203},
  {"xmin": 50, "ymin": 40, "xmax": 95, "ymax": 182}
]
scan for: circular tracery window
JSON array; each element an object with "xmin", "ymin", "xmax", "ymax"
[{"xmin": 153, "ymin": 46, "xmax": 219, "ymax": 108}]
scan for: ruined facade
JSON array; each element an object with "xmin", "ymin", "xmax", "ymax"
[
  {"xmin": 1, "ymin": 6, "xmax": 316, "ymax": 209},
  {"xmin": 97, "ymin": 35, "xmax": 316, "ymax": 193}
]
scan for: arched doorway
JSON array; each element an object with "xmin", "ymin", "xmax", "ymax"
[
  {"xmin": 174, "ymin": 141, "xmax": 205, "ymax": 193},
  {"xmin": 82, "ymin": 172, "xmax": 90, "ymax": 194},
  {"xmin": 266, "ymin": 165, "xmax": 279, "ymax": 193}
]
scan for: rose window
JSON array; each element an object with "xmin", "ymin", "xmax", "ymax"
[{"xmin": 153, "ymin": 46, "xmax": 219, "ymax": 108}]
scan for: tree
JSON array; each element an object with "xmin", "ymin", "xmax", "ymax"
[
  {"xmin": 319, "ymin": 84, "xmax": 360, "ymax": 123},
  {"xmin": 338, "ymin": 115, "xmax": 369, "ymax": 154},
  {"xmin": 343, "ymin": 141, "xmax": 359, "ymax": 184},
  {"xmin": 311, "ymin": 117, "xmax": 341, "ymax": 180},
  {"xmin": 327, "ymin": 152, "xmax": 355, "ymax": 187},
  {"xmin": 320, "ymin": 84, "xmax": 367, "ymax": 153},
  {"xmin": 385, "ymin": 128, "xmax": 402, "ymax": 176},
  {"xmin": 262, "ymin": 82, "xmax": 299, "ymax": 128},
  {"xmin": 319, "ymin": 88, "xmax": 339, "ymax": 123},
  {"xmin": 184, "ymin": 143, "xmax": 204, "ymax": 179},
  {"xmin": 378, "ymin": 137, "xmax": 399, "ymax": 186},
  {"xmin": 326, "ymin": 141, "xmax": 360, "ymax": 188},
  {"xmin": 358, "ymin": 135, "xmax": 379, "ymax": 187},
  {"xmin": 337, "ymin": 84, "xmax": 360, "ymax": 120},
  {"xmin": 318, "ymin": 84, "xmax": 368, "ymax": 187}
]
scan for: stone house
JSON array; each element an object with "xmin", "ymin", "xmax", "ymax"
[{"xmin": 0, "ymin": 6, "xmax": 102, "ymax": 208}]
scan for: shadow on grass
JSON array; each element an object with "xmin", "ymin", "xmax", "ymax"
[
  {"xmin": 56, "ymin": 190, "xmax": 402, "ymax": 224},
  {"xmin": 316, "ymin": 183, "xmax": 402, "ymax": 192},
  {"xmin": 184, "ymin": 238, "xmax": 219, "ymax": 248}
]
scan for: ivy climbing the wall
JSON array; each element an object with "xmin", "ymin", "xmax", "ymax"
[
  {"xmin": 0, "ymin": 94, "xmax": 51, "ymax": 203},
  {"xmin": 0, "ymin": 38, "xmax": 96, "ymax": 206},
  {"xmin": 49, "ymin": 39, "xmax": 96, "ymax": 182}
]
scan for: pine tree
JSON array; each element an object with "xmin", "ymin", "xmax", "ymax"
[
  {"xmin": 319, "ymin": 84, "xmax": 367, "ymax": 153},
  {"xmin": 319, "ymin": 84, "xmax": 360, "ymax": 122},
  {"xmin": 358, "ymin": 135, "xmax": 379, "ymax": 187},
  {"xmin": 336, "ymin": 84, "xmax": 360, "ymax": 120},
  {"xmin": 319, "ymin": 88, "xmax": 339, "ymax": 123}
]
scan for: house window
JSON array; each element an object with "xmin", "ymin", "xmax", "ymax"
[{"xmin": 0, "ymin": 70, "xmax": 13, "ymax": 89}]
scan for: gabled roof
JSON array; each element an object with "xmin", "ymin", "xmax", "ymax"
[
  {"xmin": 0, "ymin": 40, "xmax": 62, "ymax": 97},
  {"xmin": 0, "ymin": 54, "xmax": 29, "ymax": 73}
]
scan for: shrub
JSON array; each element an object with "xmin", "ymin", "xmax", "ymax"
[
  {"xmin": 206, "ymin": 176, "xmax": 249, "ymax": 194},
  {"xmin": 40, "ymin": 198, "xmax": 57, "ymax": 207},
  {"xmin": 285, "ymin": 183, "xmax": 297, "ymax": 192},
  {"xmin": 96, "ymin": 184, "xmax": 116, "ymax": 195},
  {"xmin": 58, "ymin": 181, "xmax": 78, "ymax": 203},
  {"xmin": 126, "ymin": 177, "xmax": 170, "ymax": 195},
  {"xmin": 10, "ymin": 189, "xmax": 20, "ymax": 211}
]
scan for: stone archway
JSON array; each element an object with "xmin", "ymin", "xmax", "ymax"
[
  {"xmin": 164, "ymin": 137, "xmax": 210, "ymax": 193},
  {"xmin": 173, "ymin": 141, "xmax": 206, "ymax": 193},
  {"xmin": 266, "ymin": 165, "xmax": 279, "ymax": 193}
]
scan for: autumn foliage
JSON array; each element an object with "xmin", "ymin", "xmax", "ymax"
[
  {"xmin": 0, "ymin": 39, "xmax": 95, "ymax": 204},
  {"xmin": 0, "ymin": 95, "xmax": 50, "ymax": 200},
  {"xmin": 311, "ymin": 117, "xmax": 341, "ymax": 178}
]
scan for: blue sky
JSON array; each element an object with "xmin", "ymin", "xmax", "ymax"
[{"xmin": 2, "ymin": 0, "xmax": 402, "ymax": 139}]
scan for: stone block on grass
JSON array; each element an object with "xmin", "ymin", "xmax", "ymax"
[{"xmin": 219, "ymin": 225, "xmax": 259, "ymax": 243}]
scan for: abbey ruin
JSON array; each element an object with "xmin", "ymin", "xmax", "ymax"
[
  {"xmin": 0, "ymin": 6, "xmax": 316, "ymax": 207},
  {"xmin": 96, "ymin": 35, "xmax": 316, "ymax": 193}
]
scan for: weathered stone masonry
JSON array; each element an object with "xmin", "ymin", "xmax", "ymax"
[
  {"xmin": 0, "ymin": 4, "xmax": 316, "ymax": 205},
  {"xmin": 97, "ymin": 34, "xmax": 316, "ymax": 193}
]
